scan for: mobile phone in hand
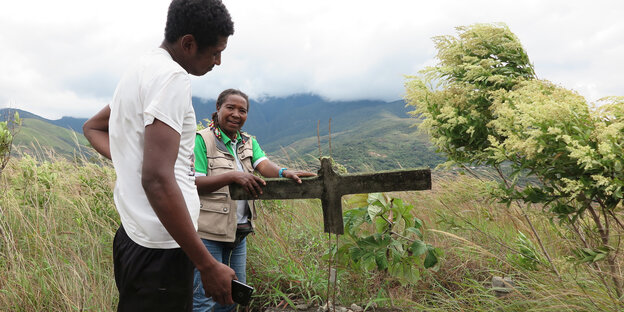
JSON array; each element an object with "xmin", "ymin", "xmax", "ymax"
[{"xmin": 231, "ymin": 279, "xmax": 254, "ymax": 306}]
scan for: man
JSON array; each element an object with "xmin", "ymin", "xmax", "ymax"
[{"xmin": 83, "ymin": 0, "xmax": 236, "ymax": 310}]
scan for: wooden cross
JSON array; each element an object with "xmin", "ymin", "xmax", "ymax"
[{"xmin": 229, "ymin": 157, "xmax": 431, "ymax": 235}]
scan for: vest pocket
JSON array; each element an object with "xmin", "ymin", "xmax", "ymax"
[
  {"xmin": 240, "ymin": 148, "xmax": 254, "ymax": 172},
  {"xmin": 240, "ymin": 146, "xmax": 253, "ymax": 159},
  {"xmin": 208, "ymin": 155, "xmax": 234, "ymax": 171},
  {"xmin": 198, "ymin": 193, "xmax": 230, "ymax": 236}
]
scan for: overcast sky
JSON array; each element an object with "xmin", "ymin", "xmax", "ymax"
[{"xmin": 1, "ymin": 0, "xmax": 622, "ymax": 119}]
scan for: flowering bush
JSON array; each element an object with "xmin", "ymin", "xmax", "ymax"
[
  {"xmin": 405, "ymin": 23, "xmax": 624, "ymax": 300},
  {"xmin": 489, "ymin": 82, "xmax": 624, "ymax": 220},
  {"xmin": 404, "ymin": 23, "xmax": 535, "ymax": 165}
]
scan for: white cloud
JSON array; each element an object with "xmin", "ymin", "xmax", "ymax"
[{"xmin": 1, "ymin": 0, "xmax": 622, "ymax": 119}]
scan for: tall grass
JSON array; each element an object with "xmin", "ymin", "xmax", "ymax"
[
  {"xmin": 1, "ymin": 153, "xmax": 622, "ymax": 311},
  {"xmin": 0, "ymin": 154, "xmax": 117, "ymax": 311},
  {"xmin": 396, "ymin": 173, "xmax": 622, "ymax": 311},
  {"xmin": 246, "ymin": 199, "xmax": 328, "ymax": 309}
]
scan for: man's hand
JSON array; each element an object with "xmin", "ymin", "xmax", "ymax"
[{"xmin": 199, "ymin": 262, "xmax": 236, "ymax": 305}]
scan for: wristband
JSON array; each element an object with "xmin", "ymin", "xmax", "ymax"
[{"xmin": 279, "ymin": 168, "xmax": 288, "ymax": 178}]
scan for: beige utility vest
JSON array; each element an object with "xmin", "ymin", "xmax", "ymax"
[{"xmin": 196, "ymin": 128, "xmax": 256, "ymax": 242}]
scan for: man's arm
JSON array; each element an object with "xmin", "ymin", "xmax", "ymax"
[
  {"xmin": 142, "ymin": 119, "xmax": 235, "ymax": 305},
  {"xmin": 83, "ymin": 105, "xmax": 112, "ymax": 160}
]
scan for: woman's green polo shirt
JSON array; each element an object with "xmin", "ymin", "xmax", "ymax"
[{"xmin": 194, "ymin": 128, "xmax": 267, "ymax": 175}]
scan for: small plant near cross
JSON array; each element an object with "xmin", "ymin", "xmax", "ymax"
[{"xmin": 327, "ymin": 193, "xmax": 441, "ymax": 284}]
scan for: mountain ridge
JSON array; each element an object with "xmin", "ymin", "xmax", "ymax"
[{"xmin": 1, "ymin": 94, "xmax": 444, "ymax": 171}]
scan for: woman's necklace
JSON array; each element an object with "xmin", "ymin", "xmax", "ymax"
[{"xmin": 208, "ymin": 120, "xmax": 246, "ymax": 144}]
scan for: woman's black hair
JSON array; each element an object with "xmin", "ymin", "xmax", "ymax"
[
  {"xmin": 212, "ymin": 89, "xmax": 249, "ymax": 128},
  {"xmin": 164, "ymin": 0, "xmax": 234, "ymax": 51}
]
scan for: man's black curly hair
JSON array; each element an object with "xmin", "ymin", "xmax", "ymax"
[{"xmin": 164, "ymin": 0, "xmax": 234, "ymax": 51}]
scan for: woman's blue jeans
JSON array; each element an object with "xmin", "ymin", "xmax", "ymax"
[{"xmin": 193, "ymin": 238, "xmax": 247, "ymax": 312}]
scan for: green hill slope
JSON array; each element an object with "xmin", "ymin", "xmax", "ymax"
[
  {"xmin": 12, "ymin": 118, "xmax": 91, "ymax": 158},
  {"xmin": 270, "ymin": 112, "xmax": 444, "ymax": 172}
]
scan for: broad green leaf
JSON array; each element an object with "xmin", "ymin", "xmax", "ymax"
[
  {"xmin": 368, "ymin": 204, "xmax": 383, "ymax": 220},
  {"xmin": 362, "ymin": 253, "xmax": 377, "ymax": 271},
  {"xmin": 375, "ymin": 251, "xmax": 388, "ymax": 270},
  {"xmin": 406, "ymin": 227, "xmax": 423, "ymax": 239},
  {"xmin": 409, "ymin": 240, "xmax": 427, "ymax": 256},
  {"xmin": 368, "ymin": 193, "xmax": 388, "ymax": 207},
  {"xmin": 350, "ymin": 246, "xmax": 367, "ymax": 260},
  {"xmin": 346, "ymin": 193, "xmax": 369, "ymax": 208},
  {"xmin": 597, "ymin": 246, "xmax": 611, "ymax": 253},
  {"xmin": 413, "ymin": 217, "xmax": 423, "ymax": 229},
  {"xmin": 424, "ymin": 248, "xmax": 439, "ymax": 268},
  {"xmin": 373, "ymin": 216, "xmax": 387, "ymax": 233},
  {"xmin": 593, "ymin": 253, "xmax": 606, "ymax": 262}
]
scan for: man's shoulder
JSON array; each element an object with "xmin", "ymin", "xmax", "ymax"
[{"xmin": 139, "ymin": 48, "xmax": 188, "ymax": 78}]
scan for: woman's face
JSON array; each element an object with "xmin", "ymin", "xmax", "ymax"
[{"xmin": 217, "ymin": 94, "xmax": 248, "ymax": 138}]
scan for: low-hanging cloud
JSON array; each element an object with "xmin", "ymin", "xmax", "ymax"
[{"xmin": 1, "ymin": 0, "xmax": 622, "ymax": 119}]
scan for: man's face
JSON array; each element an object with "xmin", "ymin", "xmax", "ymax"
[{"xmin": 187, "ymin": 36, "xmax": 228, "ymax": 76}]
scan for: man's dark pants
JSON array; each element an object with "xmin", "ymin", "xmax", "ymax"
[{"xmin": 113, "ymin": 226, "xmax": 194, "ymax": 312}]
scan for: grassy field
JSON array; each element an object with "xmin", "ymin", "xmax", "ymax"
[{"xmin": 1, "ymin": 154, "xmax": 622, "ymax": 311}]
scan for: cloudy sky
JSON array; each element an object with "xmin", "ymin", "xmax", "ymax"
[{"xmin": 1, "ymin": 0, "xmax": 622, "ymax": 119}]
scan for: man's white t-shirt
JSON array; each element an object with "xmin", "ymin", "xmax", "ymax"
[{"xmin": 109, "ymin": 48, "xmax": 200, "ymax": 249}]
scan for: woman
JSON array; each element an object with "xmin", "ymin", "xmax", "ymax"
[{"xmin": 192, "ymin": 89, "xmax": 316, "ymax": 311}]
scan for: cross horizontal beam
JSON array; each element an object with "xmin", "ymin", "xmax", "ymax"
[
  {"xmin": 229, "ymin": 169, "xmax": 431, "ymax": 199},
  {"xmin": 230, "ymin": 157, "xmax": 431, "ymax": 234}
]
